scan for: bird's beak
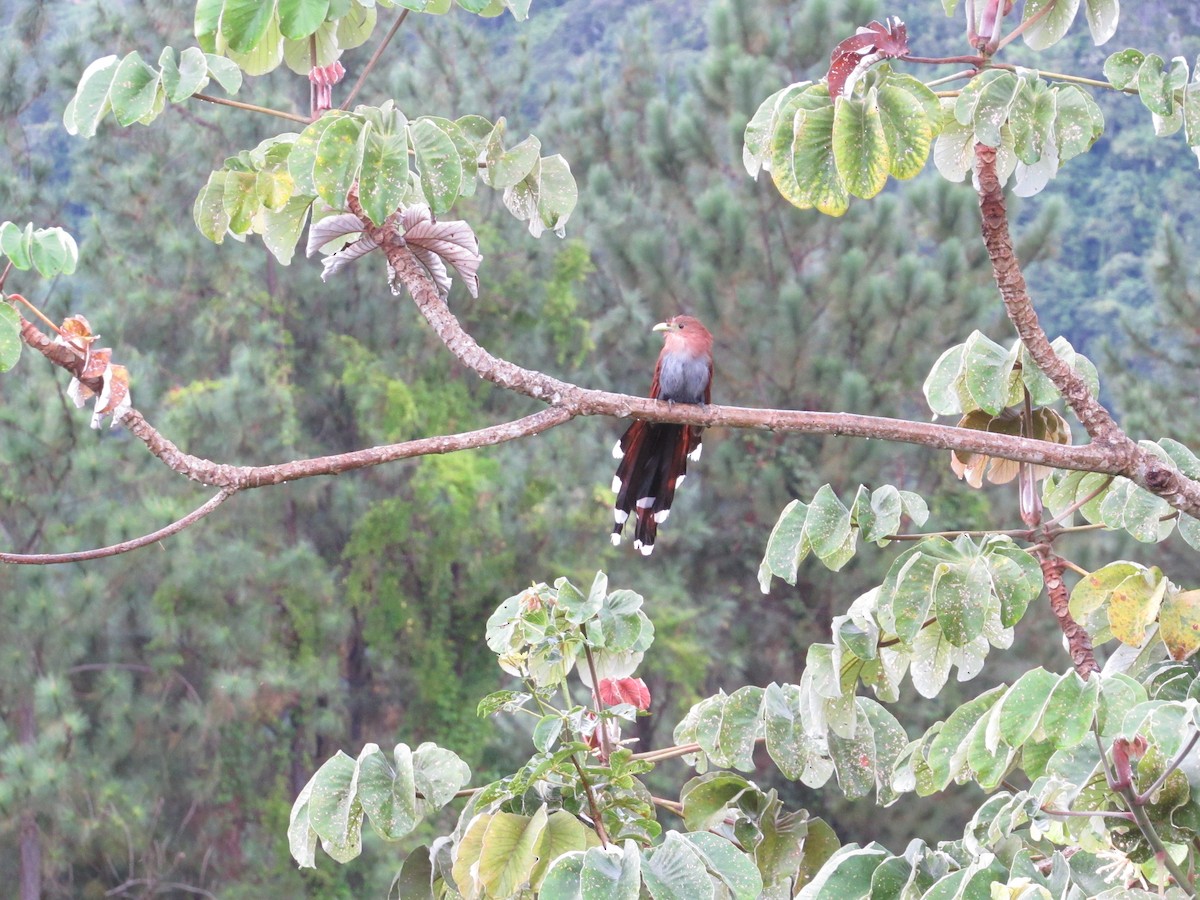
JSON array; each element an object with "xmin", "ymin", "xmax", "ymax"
[{"xmin": 652, "ymin": 322, "xmax": 670, "ymax": 333}]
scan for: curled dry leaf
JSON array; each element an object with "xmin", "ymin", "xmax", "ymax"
[
  {"xmin": 399, "ymin": 205, "xmax": 482, "ymax": 299},
  {"xmin": 55, "ymin": 314, "xmax": 131, "ymax": 428},
  {"xmin": 306, "ymin": 204, "xmax": 482, "ymax": 300},
  {"xmin": 951, "ymin": 406, "xmax": 1071, "ymax": 488},
  {"xmin": 827, "ymin": 17, "xmax": 909, "ymax": 99}
]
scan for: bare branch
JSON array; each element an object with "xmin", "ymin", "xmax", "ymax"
[{"xmin": 0, "ymin": 490, "xmax": 235, "ymax": 565}]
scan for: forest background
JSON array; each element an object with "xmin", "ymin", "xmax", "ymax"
[{"xmin": 3, "ymin": 0, "xmax": 1200, "ymax": 895}]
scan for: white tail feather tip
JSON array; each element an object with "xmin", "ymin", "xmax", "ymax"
[
  {"xmin": 614, "ymin": 509, "xmax": 628, "ymax": 524},
  {"xmin": 688, "ymin": 444, "xmax": 702, "ymax": 462},
  {"xmin": 611, "ymin": 533, "xmax": 622, "ymax": 546},
  {"xmin": 653, "ymin": 509, "xmax": 670, "ymax": 523},
  {"xmin": 612, "ymin": 441, "xmax": 624, "ymax": 459},
  {"xmin": 639, "ymin": 543, "xmax": 654, "ymax": 556},
  {"xmin": 635, "ymin": 496, "xmax": 655, "ymax": 509},
  {"xmin": 675, "ymin": 474, "xmax": 686, "ymax": 488},
  {"xmin": 612, "ymin": 475, "xmax": 622, "ymax": 493}
]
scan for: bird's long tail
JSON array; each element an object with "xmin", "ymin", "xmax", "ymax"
[{"xmin": 611, "ymin": 421, "xmax": 703, "ymax": 555}]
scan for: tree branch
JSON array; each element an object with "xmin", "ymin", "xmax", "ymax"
[
  {"xmin": 1034, "ymin": 543, "xmax": 1098, "ymax": 679},
  {"xmin": 974, "ymin": 144, "xmax": 1200, "ymax": 519},
  {"xmin": 0, "ymin": 490, "xmax": 235, "ymax": 565}
]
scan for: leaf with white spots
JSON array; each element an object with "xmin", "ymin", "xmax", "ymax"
[{"xmin": 410, "ymin": 118, "xmax": 464, "ymax": 216}]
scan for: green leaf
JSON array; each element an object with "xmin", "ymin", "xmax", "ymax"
[
  {"xmin": 642, "ymin": 833, "xmax": 716, "ymax": 900},
  {"xmin": 109, "ymin": 52, "xmax": 162, "ymax": 127},
  {"xmin": 479, "ymin": 808, "xmax": 550, "ymax": 898},
  {"xmin": 1041, "ymin": 672, "xmax": 1100, "ymax": 748},
  {"xmin": 984, "ymin": 541, "xmax": 1042, "ymax": 628},
  {"xmin": 535, "ymin": 154, "xmax": 578, "ymax": 238},
  {"xmin": 767, "ymin": 88, "xmax": 829, "ymax": 208},
  {"xmin": 359, "ymin": 125, "xmax": 410, "ymax": 226},
  {"xmin": 1105, "ymin": 48, "xmax": 1146, "ymax": 90},
  {"xmin": 410, "ymin": 118, "xmax": 464, "ymax": 215},
  {"xmin": 530, "ymin": 811, "xmax": 596, "ymax": 890},
  {"xmin": 744, "ymin": 85, "xmax": 792, "ymax": 177},
  {"xmin": 798, "ymin": 843, "xmax": 888, "ymax": 899},
  {"xmin": 961, "ymin": 330, "xmax": 1020, "ymax": 415},
  {"xmin": 288, "ymin": 114, "xmax": 342, "ymax": 197},
  {"xmin": 221, "ymin": 0, "xmax": 278, "ymax": 53},
  {"xmin": 876, "ymin": 78, "xmax": 936, "ymax": 180},
  {"xmin": 932, "ymin": 556, "xmax": 990, "ymax": 647},
  {"xmin": 926, "ymin": 685, "xmax": 1005, "ymax": 789},
  {"xmin": 923, "ymin": 344, "xmax": 965, "ymax": 415},
  {"xmin": 806, "ymin": 485, "xmax": 854, "ymax": 568},
  {"xmin": 1022, "ymin": 0, "xmax": 1082, "ymax": 51},
  {"xmin": 259, "ymin": 194, "xmax": 313, "ymax": 265},
  {"xmin": 160, "ymin": 46, "xmax": 210, "ymax": 103},
  {"xmin": 486, "ymin": 131, "xmax": 541, "ymax": 189},
  {"xmin": 933, "ymin": 115, "xmax": 975, "ymax": 183},
  {"xmin": 313, "ymin": 114, "xmax": 366, "ymax": 209},
  {"xmin": 205, "ymin": 54, "xmax": 244, "ymax": 94},
  {"xmin": 968, "ymin": 71, "xmax": 1021, "ymax": 148},
  {"xmin": 681, "ymin": 832, "xmax": 764, "ymax": 900},
  {"xmin": 194, "ymin": 171, "xmax": 232, "ymax": 243},
  {"xmin": 832, "ymin": 92, "xmax": 890, "ymax": 200},
  {"xmin": 64, "ymin": 55, "xmax": 120, "ymax": 138},
  {"xmin": 0, "ymin": 304, "xmax": 21, "ymax": 373},
  {"xmin": 758, "ymin": 500, "xmax": 810, "ymax": 592},
  {"xmin": 354, "ymin": 743, "xmax": 419, "ymax": 840},
  {"xmin": 0, "ymin": 221, "xmax": 33, "ymax": 270},
  {"xmin": 279, "ymin": 0, "xmax": 331, "ymax": 39},
  {"xmin": 680, "ymin": 772, "xmax": 753, "ymax": 833},
  {"xmin": 1085, "ymin": 0, "xmax": 1119, "ymax": 45},
  {"xmin": 576, "ymin": 843, "xmax": 640, "ymax": 899},
  {"xmin": 792, "ymin": 104, "xmax": 849, "ymax": 217},
  {"xmin": 305, "ymin": 751, "xmax": 365, "ymax": 863},
  {"xmin": 25, "ymin": 226, "xmax": 80, "ymax": 278},
  {"xmin": 1137, "ymin": 54, "xmax": 1173, "ymax": 117},
  {"xmin": 994, "ymin": 667, "xmax": 1058, "ymax": 749},
  {"xmin": 533, "ymin": 714, "xmax": 564, "ymax": 753}
]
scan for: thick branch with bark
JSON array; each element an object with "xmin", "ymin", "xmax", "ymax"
[
  {"xmin": 9, "ymin": 167, "xmax": 1200, "ymax": 561},
  {"xmin": 974, "ymin": 144, "xmax": 1200, "ymax": 519}
]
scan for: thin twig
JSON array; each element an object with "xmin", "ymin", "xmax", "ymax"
[
  {"xmin": 570, "ymin": 755, "xmax": 610, "ymax": 847},
  {"xmin": 0, "ymin": 490, "xmax": 235, "ymax": 564},
  {"xmin": 1043, "ymin": 476, "xmax": 1115, "ymax": 528},
  {"xmin": 190, "ymin": 93, "xmax": 310, "ymax": 124},
  {"xmin": 582, "ymin": 626, "xmax": 613, "ymax": 763},
  {"xmin": 341, "ymin": 9, "xmax": 410, "ymax": 110},
  {"xmin": 1136, "ymin": 731, "xmax": 1200, "ymax": 807},
  {"xmin": 994, "ymin": 1, "xmax": 1055, "ymax": 50}
]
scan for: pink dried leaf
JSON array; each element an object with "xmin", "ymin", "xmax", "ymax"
[
  {"xmin": 306, "ymin": 213, "xmax": 368, "ymax": 258},
  {"xmin": 827, "ymin": 17, "xmax": 909, "ymax": 99},
  {"xmin": 400, "ymin": 208, "xmax": 482, "ymax": 299},
  {"xmin": 320, "ymin": 237, "xmax": 381, "ymax": 282}
]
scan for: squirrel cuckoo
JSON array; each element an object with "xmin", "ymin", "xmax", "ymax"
[{"xmin": 611, "ymin": 315, "xmax": 713, "ymax": 555}]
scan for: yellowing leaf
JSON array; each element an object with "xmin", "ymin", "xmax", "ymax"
[{"xmin": 1160, "ymin": 588, "xmax": 1200, "ymax": 661}]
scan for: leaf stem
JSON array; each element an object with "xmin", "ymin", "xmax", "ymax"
[
  {"xmin": 7, "ymin": 293, "xmax": 68, "ymax": 340},
  {"xmin": 900, "ymin": 54, "xmax": 986, "ymax": 66},
  {"xmin": 1136, "ymin": 731, "xmax": 1200, "ymax": 807},
  {"xmin": 341, "ymin": 8, "xmax": 410, "ymax": 110},
  {"xmin": 190, "ymin": 93, "xmax": 311, "ymax": 125},
  {"xmin": 1043, "ymin": 476, "xmax": 1115, "ymax": 528},
  {"xmin": 582, "ymin": 625, "xmax": 613, "ymax": 763},
  {"xmin": 994, "ymin": 1, "xmax": 1054, "ymax": 51},
  {"xmin": 570, "ymin": 755, "xmax": 610, "ymax": 847}
]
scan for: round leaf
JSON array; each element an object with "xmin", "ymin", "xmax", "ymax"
[
  {"xmin": 0, "ymin": 303, "xmax": 22, "ymax": 373},
  {"xmin": 832, "ymin": 92, "xmax": 890, "ymax": 200}
]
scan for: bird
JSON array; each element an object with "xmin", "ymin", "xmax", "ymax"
[{"xmin": 611, "ymin": 315, "xmax": 714, "ymax": 556}]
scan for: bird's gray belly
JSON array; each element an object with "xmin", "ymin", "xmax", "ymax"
[{"xmin": 659, "ymin": 354, "xmax": 708, "ymax": 404}]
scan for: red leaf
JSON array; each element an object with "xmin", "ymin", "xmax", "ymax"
[
  {"xmin": 598, "ymin": 677, "xmax": 651, "ymax": 710},
  {"xmin": 827, "ymin": 17, "xmax": 909, "ymax": 99}
]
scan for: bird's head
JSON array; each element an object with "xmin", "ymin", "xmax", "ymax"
[{"xmin": 653, "ymin": 316, "xmax": 712, "ymax": 353}]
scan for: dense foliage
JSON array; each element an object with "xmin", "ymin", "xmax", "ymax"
[{"xmin": 6, "ymin": 0, "xmax": 1200, "ymax": 897}]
